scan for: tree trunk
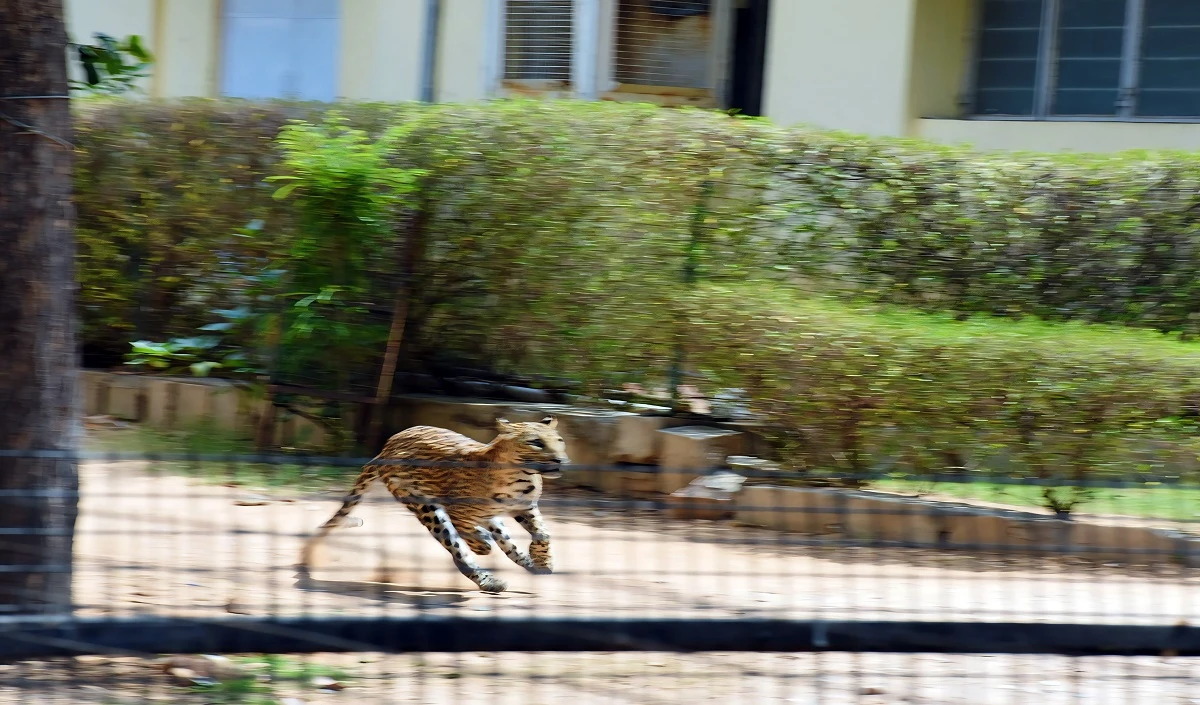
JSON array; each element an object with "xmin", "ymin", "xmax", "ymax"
[
  {"xmin": 367, "ymin": 198, "xmax": 431, "ymax": 451},
  {"xmin": 0, "ymin": 0, "xmax": 80, "ymax": 615}
]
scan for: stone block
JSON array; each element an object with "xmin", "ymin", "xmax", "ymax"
[
  {"xmin": 665, "ymin": 471, "xmax": 747, "ymax": 521},
  {"xmin": 725, "ymin": 455, "xmax": 782, "ymax": 482},
  {"xmin": 618, "ymin": 470, "xmax": 660, "ymax": 495},
  {"xmin": 146, "ymin": 378, "xmax": 180, "ymax": 428},
  {"xmin": 1066, "ymin": 522, "xmax": 1184, "ymax": 564},
  {"xmin": 174, "ymin": 382, "xmax": 213, "ymax": 426},
  {"xmin": 939, "ymin": 508, "xmax": 1039, "ymax": 551},
  {"xmin": 840, "ymin": 493, "xmax": 944, "ymax": 545},
  {"xmin": 207, "ymin": 385, "xmax": 243, "ymax": 433},
  {"xmin": 612, "ymin": 415, "xmax": 689, "ymax": 465},
  {"xmin": 714, "ymin": 421, "xmax": 772, "ymax": 458},
  {"xmin": 657, "ymin": 426, "xmax": 746, "ymax": 494},
  {"xmin": 79, "ymin": 370, "xmax": 108, "ymax": 416},
  {"xmin": 735, "ymin": 485, "xmax": 850, "ymax": 535},
  {"xmin": 105, "ymin": 375, "xmax": 149, "ymax": 422},
  {"xmin": 666, "ymin": 486, "xmax": 734, "ymax": 521}
]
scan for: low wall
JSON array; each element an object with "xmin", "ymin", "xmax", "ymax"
[
  {"xmin": 736, "ymin": 485, "xmax": 1200, "ymax": 568},
  {"xmin": 81, "ymin": 371, "xmax": 1199, "ymax": 568},
  {"xmin": 78, "ymin": 372, "xmax": 743, "ymax": 488},
  {"xmin": 81, "ymin": 371, "xmax": 328, "ymax": 449}
]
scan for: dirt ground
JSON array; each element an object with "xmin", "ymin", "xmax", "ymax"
[
  {"xmin": 2, "ymin": 651, "xmax": 1198, "ymax": 705},
  {"xmin": 0, "ymin": 459, "xmax": 1196, "ymax": 703},
  {"xmin": 69, "ymin": 461, "xmax": 1199, "ymax": 624}
]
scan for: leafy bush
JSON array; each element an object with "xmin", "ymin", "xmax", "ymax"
[
  {"xmin": 75, "ymin": 100, "xmax": 767, "ymax": 391},
  {"xmin": 70, "ymin": 33, "xmax": 154, "ymax": 96},
  {"xmin": 685, "ymin": 284, "xmax": 1200, "ymax": 506},
  {"xmin": 768, "ymin": 134, "xmax": 1200, "ymax": 333},
  {"xmin": 72, "ymin": 99, "xmax": 1200, "ymax": 493}
]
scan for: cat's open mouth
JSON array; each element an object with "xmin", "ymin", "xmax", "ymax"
[{"xmin": 534, "ymin": 463, "xmax": 563, "ymax": 479}]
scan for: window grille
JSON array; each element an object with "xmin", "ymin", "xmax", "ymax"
[
  {"xmin": 614, "ymin": 0, "xmax": 714, "ymax": 89},
  {"xmin": 971, "ymin": 0, "xmax": 1200, "ymax": 119},
  {"xmin": 504, "ymin": 0, "xmax": 574, "ymax": 82}
]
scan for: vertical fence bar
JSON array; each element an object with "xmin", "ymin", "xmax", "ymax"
[{"xmin": 420, "ymin": 0, "xmax": 442, "ymax": 103}]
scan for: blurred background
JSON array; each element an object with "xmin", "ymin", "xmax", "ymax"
[{"xmin": 0, "ymin": 0, "xmax": 1198, "ymax": 702}]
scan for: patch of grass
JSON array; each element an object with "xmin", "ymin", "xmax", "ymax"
[
  {"xmin": 186, "ymin": 675, "xmax": 274, "ymax": 705},
  {"xmin": 84, "ymin": 423, "xmax": 354, "ymax": 494},
  {"xmin": 874, "ymin": 478, "xmax": 1200, "ymax": 522},
  {"xmin": 178, "ymin": 655, "xmax": 353, "ymax": 703},
  {"xmin": 86, "ymin": 421, "xmax": 258, "ymax": 455},
  {"xmin": 248, "ymin": 653, "xmax": 353, "ymax": 683}
]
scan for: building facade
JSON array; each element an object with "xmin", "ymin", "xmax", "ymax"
[{"xmin": 66, "ymin": 0, "xmax": 1200, "ymax": 152}]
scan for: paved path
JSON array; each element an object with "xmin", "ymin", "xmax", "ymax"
[
  {"xmin": 75, "ymin": 462, "xmax": 1197, "ymax": 626},
  {"xmin": 22, "ymin": 461, "xmax": 1190, "ymax": 704}
]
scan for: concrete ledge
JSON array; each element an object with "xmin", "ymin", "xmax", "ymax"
[
  {"xmin": 736, "ymin": 485, "xmax": 1200, "ymax": 567},
  {"xmin": 81, "ymin": 372, "xmax": 1198, "ymax": 566},
  {"xmin": 657, "ymin": 426, "xmax": 747, "ymax": 494},
  {"xmin": 82, "ymin": 373, "xmax": 728, "ymax": 488},
  {"xmin": 82, "ymin": 372, "xmax": 325, "ymax": 448}
]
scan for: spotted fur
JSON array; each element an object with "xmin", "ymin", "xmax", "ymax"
[{"xmin": 299, "ymin": 416, "xmax": 569, "ymax": 593}]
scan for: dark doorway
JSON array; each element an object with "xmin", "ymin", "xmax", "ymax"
[{"xmin": 728, "ymin": 0, "xmax": 770, "ymax": 116}]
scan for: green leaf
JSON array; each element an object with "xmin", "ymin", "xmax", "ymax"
[
  {"xmin": 125, "ymin": 34, "xmax": 151, "ymax": 62},
  {"xmin": 172, "ymin": 336, "xmax": 221, "ymax": 350},
  {"xmin": 214, "ymin": 307, "xmax": 254, "ymax": 320},
  {"xmin": 77, "ymin": 48, "xmax": 101, "ymax": 85},
  {"xmin": 190, "ymin": 361, "xmax": 222, "ymax": 377},
  {"xmin": 272, "ymin": 182, "xmax": 301, "ymax": 200}
]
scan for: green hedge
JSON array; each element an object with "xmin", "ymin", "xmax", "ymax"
[
  {"xmin": 685, "ymin": 285, "xmax": 1200, "ymax": 490},
  {"xmin": 76, "ymin": 99, "xmax": 1200, "ymax": 365},
  {"xmin": 768, "ymin": 134, "xmax": 1200, "ymax": 332},
  {"xmin": 75, "ymin": 99, "xmax": 768, "ymax": 388},
  {"xmin": 72, "ymin": 99, "xmax": 1200, "ymax": 483}
]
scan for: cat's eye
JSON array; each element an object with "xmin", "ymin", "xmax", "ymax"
[{"xmin": 528, "ymin": 439, "xmax": 545, "ymax": 449}]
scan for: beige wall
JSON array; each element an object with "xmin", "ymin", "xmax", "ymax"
[
  {"xmin": 761, "ymin": 0, "xmax": 917, "ymax": 136},
  {"xmin": 68, "ymin": 0, "xmax": 1200, "ymax": 156},
  {"xmin": 917, "ymin": 118, "xmax": 1200, "ymax": 153},
  {"xmin": 340, "ymin": 0, "xmax": 492, "ymax": 103},
  {"xmin": 906, "ymin": 0, "xmax": 975, "ymax": 120},
  {"xmin": 155, "ymin": 0, "xmax": 220, "ymax": 98},
  {"xmin": 340, "ymin": 0, "xmax": 428, "ymax": 102},
  {"xmin": 67, "ymin": 0, "xmax": 437, "ymax": 102},
  {"xmin": 435, "ymin": 0, "xmax": 490, "ymax": 103}
]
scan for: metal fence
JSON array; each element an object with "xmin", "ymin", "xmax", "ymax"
[{"xmin": 0, "ymin": 448, "xmax": 1197, "ymax": 704}]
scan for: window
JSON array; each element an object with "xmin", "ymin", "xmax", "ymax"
[
  {"xmin": 221, "ymin": 0, "xmax": 340, "ymax": 101},
  {"xmin": 504, "ymin": 0, "xmax": 573, "ymax": 82},
  {"xmin": 973, "ymin": 0, "xmax": 1044, "ymax": 115},
  {"xmin": 614, "ymin": 0, "xmax": 714, "ymax": 89},
  {"xmin": 1053, "ymin": 0, "xmax": 1126, "ymax": 116},
  {"xmin": 491, "ymin": 0, "xmax": 741, "ymax": 110},
  {"xmin": 1138, "ymin": 0, "xmax": 1200, "ymax": 117},
  {"xmin": 971, "ymin": 0, "xmax": 1200, "ymax": 119}
]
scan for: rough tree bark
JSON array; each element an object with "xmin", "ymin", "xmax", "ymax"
[{"xmin": 0, "ymin": 0, "xmax": 80, "ymax": 615}]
